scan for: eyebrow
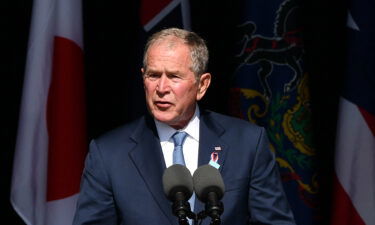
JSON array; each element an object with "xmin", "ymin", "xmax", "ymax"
[{"xmin": 145, "ymin": 68, "xmax": 181, "ymax": 75}]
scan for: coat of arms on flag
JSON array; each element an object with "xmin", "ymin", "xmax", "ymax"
[{"xmin": 229, "ymin": 0, "xmax": 319, "ymax": 224}]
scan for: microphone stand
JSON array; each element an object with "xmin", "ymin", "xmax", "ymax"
[
  {"xmin": 171, "ymin": 193, "xmax": 223, "ymax": 225},
  {"xmin": 172, "ymin": 200, "xmax": 190, "ymax": 225},
  {"xmin": 197, "ymin": 209, "xmax": 222, "ymax": 225},
  {"xmin": 188, "ymin": 210, "xmax": 198, "ymax": 225},
  {"xmin": 172, "ymin": 203, "xmax": 223, "ymax": 225},
  {"xmin": 197, "ymin": 194, "xmax": 224, "ymax": 225},
  {"xmin": 172, "ymin": 192, "xmax": 198, "ymax": 225}
]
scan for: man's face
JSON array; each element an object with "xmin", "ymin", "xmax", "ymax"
[{"xmin": 142, "ymin": 40, "xmax": 210, "ymax": 129}]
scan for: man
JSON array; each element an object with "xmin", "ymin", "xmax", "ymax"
[{"xmin": 73, "ymin": 28, "xmax": 295, "ymax": 225}]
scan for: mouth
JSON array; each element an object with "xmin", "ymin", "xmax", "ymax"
[{"xmin": 154, "ymin": 101, "xmax": 173, "ymax": 108}]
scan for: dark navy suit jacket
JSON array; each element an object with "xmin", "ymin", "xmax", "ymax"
[{"xmin": 73, "ymin": 110, "xmax": 295, "ymax": 225}]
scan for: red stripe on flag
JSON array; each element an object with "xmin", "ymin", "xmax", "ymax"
[
  {"xmin": 46, "ymin": 36, "xmax": 87, "ymax": 201},
  {"xmin": 140, "ymin": 0, "xmax": 172, "ymax": 26},
  {"xmin": 358, "ymin": 107, "xmax": 375, "ymax": 136},
  {"xmin": 331, "ymin": 173, "xmax": 365, "ymax": 225}
]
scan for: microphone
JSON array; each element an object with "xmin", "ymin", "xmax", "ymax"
[
  {"xmin": 193, "ymin": 165, "xmax": 225, "ymax": 225},
  {"xmin": 162, "ymin": 164, "xmax": 194, "ymax": 225}
]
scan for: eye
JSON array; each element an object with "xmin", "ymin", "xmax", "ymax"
[
  {"xmin": 168, "ymin": 74, "xmax": 181, "ymax": 81},
  {"xmin": 145, "ymin": 73, "xmax": 160, "ymax": 81}
]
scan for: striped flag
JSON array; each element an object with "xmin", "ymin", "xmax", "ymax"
[
  {"xmin": 10, "ymin": 0, "xmax": 87, "ymax": 224},
  {"xmin": 140, "ymin": 0, "xmax": 191, "ymax": 32},
  {"xmin": 331, "ymin": 0, "xmax": 375, "ymax": 224}
]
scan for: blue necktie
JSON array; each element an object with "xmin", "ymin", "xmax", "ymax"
[
  {"xmin": 172, "ymin": 132, "xmax": 188, "ymax": 165},
  {"xmin": 172, "ymin": 131, "xmax": 195, "ymax": 222}
]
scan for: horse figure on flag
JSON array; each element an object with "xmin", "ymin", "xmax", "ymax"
[{"xmin": 235, "ymin": 0, "xmax": 304, "ymax": 100}]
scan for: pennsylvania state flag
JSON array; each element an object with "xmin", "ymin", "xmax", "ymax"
[{"xmin": 228, "ymin": 0, "xmax": 319, "ymax": 224}]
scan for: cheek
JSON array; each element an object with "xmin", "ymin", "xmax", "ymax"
[
  {"xmin": 175, "ymin": 86, "xmax": 198, "ymax": 104},
  {"xmin": 144, "ymin": 83, "xmax": 154, "ymax": 94},
  {"xmin": 174, "ymin": 85, "xmax": 190, "ymax": 98}
]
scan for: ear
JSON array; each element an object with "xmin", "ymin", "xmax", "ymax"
[{"xmin": 196, "ymin": 73, "xmax": 211, "ymax": 101}]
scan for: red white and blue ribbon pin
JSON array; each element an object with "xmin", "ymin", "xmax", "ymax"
[{"xmin": 209, "ymin": 149, "xmax": 220, "ymax": 169}]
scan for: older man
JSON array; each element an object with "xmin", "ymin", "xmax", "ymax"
[{"xmin": 73, "ymin": 28, "xmax": 295, "ymax": 225}]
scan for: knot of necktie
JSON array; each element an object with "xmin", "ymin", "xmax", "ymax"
[{"xmin": 172, "ymin": 131, "xmax": 188, "ymax": 147}]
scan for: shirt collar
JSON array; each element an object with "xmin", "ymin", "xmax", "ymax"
[{"xmin": 155, "ymin": 105, "xmax": 200, "ymax": 142}]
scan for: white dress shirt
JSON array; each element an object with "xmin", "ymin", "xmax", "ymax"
[{"xmin": 154, "ymin": 106, "xmax": 200, "ymax": 176}]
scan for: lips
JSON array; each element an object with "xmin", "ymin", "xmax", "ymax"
[{"xmin": 154, "ymin": 101, "xmax": 173, "ymax": 108}]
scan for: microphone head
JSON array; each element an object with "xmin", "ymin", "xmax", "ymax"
[
  {"xmin": 162, "ymin": 164, "xmax": 193, "ymax": 201},
  {"xmin": 193, "ymin": 165, "xmax": 225, "ymax": 202}
]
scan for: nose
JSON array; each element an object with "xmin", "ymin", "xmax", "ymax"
[{"xmin": 156, "ymin": 75, "xmax": 170, "ymax": 94}]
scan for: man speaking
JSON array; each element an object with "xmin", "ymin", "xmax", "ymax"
[{"xmin": 73, "ymin": 28, "xmax": 296, "ymax": 225}]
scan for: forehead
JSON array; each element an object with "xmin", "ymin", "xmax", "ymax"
[
  {"xmin": 152, "ymin": 35, "xmax": 185, "ymax": 48},
  {"xmin": 146, "ymin": 40, "xmax": 192, "ymax": 69},
  {"xmin": 149, "ymin": 37, "xmax": 189, "ymax": 53}
]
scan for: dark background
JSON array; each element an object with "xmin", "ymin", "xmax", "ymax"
[{"xmin": 2, "ymin": 0, "xmax": 346, "ymax": 224}]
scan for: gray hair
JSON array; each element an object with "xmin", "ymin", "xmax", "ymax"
[{"xmin": 143, "ymin": 28, "xmax": 209, "ymax": 79}]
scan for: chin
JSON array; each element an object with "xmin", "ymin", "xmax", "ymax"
[{"xmin": 153, "ymin": 112, "xmax": 176, "ymax": 124}]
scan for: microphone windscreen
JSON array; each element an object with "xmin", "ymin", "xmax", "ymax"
[
  {"xmin": 193, "ymin": 165, "xmax": 225, "ymax": 202},
  {"xmin": 162, "ymin": 164, "xmax": 193, "ymax": 201}
]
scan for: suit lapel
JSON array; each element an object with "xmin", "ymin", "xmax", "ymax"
[
  {"xmin": 195, "ymin": 111, "xmax": 228, "ymax": 215},
  {"xmin": 128, "ymin": 116, "xmax": 176, "ymax": 225}
]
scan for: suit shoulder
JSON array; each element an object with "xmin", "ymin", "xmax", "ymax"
[
  {"xmin": 205, "ymin": 111, "xmax": 262, "ymax": 131},
  {"xmin": 94, "ymin": 116, "xmax": 144, "ymax": 146}
]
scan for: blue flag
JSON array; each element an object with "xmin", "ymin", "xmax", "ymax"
[{"xmin": 229, "ymin": 0, "xmax": 319, "ymax": 224}]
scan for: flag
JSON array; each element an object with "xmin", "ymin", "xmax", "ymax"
[
  {"xmin": 331, "ymin": 0, "xmax": 375, "ymax": 224},
  {"xmin": 119, "ymin": 0, "xmax": 191, "ymax": 120},
  {"xmin": 10, "ymin": 0, "xmax": 87, "ymax": 224},
  {"xmin": 140, "ymin": 0, "xmax": 190, "ymax": 32},
  {"xmin": 228, "ymin": 0, "xmax": 319, "ymax": 224}
]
